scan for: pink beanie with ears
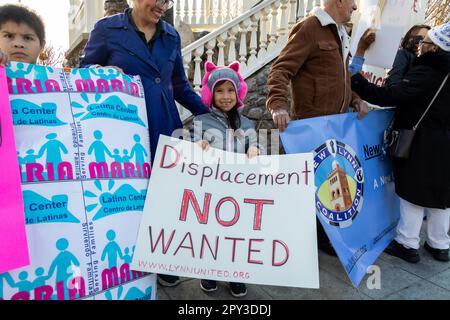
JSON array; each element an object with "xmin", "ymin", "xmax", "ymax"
[{"xmin": 200, "ymin": 61, "xmax": 248, "ymax": 109}]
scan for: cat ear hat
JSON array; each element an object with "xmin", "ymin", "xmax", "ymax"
[{"xmin": 200, "ymin": 61, "xmax": 248, "ymax": 109}]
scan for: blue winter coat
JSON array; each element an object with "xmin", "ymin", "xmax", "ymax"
[{"xmin": 80, "ymin": 10, "xmax": 209, "ymax": 163}]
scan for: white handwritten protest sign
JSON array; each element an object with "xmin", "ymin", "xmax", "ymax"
[
  {"xmin": 132, "ymin": 136, "xmax": 319, "ymax": 288},
  {"xmin": 351, "ymin": 0, "xmax": 414, "ymax": 69},
  {"xmin": 408, "ymin": 0, "xmax": 426, "ymax": 26}
]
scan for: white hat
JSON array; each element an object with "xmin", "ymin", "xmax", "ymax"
[{"xmin": 428, "ymin": 22, "xmax": 450, "ymax": 52}]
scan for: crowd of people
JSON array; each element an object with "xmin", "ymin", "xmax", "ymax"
[{"xmin": 0, "ymin": 0, "xmax": 449, "ymax": 299}]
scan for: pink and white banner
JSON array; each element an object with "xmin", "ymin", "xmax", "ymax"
[{"xmin": 1, "ymin": 62, "xmax": 155, "ymax": 300}]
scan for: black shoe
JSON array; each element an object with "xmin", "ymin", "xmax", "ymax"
[
  {"xmin": 157, "ymin": 274, "xmax": 181, "ymax": 287},
  {"xmin": 318, "ymin": 241, "xmax": 337, "ymax": 256},
  {"xmin": 424, "ymin": 242, "xmax": 449, "ymax": 262},
  {"xmin": 385, "ymin": 240, "xmax": 420, "ymax": 263},
  {"xmin": 229, "ymin": 282, "xmax": 247, "ymax": 298},
  {"xmin": 200, "ymin": 279, "xmax": 218, "ymax": 292}
]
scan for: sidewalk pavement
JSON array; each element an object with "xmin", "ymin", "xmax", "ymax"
[{"xmin": 156, "ymin": 223, "xmax": 450, "ymax": 300}]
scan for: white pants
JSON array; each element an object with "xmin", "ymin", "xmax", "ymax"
[{"xmin": 395, "ymin": 197, "xmax": 450, "ymax": 250}]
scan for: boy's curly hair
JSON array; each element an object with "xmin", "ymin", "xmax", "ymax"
[{"xmin": 0, "ymin": 4, "xmax": 45, "ymax": 45}]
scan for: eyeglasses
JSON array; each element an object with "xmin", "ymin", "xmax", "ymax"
[
  {"xmin": 412, "ymin": 35, "xmax": 424, "ymax": 45},
  {"xmin": 418, "ymin": 40, "xmax": 434, "ymax": 46},
  {"xmin": 155, "ymin": 0, "xmax": 174, "ymax": 9}
]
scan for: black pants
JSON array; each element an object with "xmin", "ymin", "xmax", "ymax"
[{"xmin": 316, "ymin": 217, "xmax": 330, "ymax": 245}]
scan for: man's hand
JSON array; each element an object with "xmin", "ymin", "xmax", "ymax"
[
  {"xmin": 356, "ymin": 29, "xmax": 376, "ymax": 56},
  {"xmin": 0, "ymin": 50, "xmax": 10, "ymax": 66},
  {"xmin": 352, "ymin": 98, "xmax": 369, "ymax": 120},
  {"xmin": 271, "ymin": 109, "xmax": 290, "ymax": 132}
]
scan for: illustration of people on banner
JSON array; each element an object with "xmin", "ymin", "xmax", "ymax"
[{"xmin": 0, "ymin": 59, "xmax": 157, "ymax": 300}]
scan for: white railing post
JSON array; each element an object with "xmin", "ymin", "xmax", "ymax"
[
  {"xmin": 306, "ymin": 0, "xmax": 314, "ymax": 15},
  {"xmin": 227, "ymin": 25, "xmax": 239, "ymax": 63},
  {"xmin": 183, "ymin": 0, "xmax": 190, "ymax": 24},
  {"xmin": 217, "ymin": 0, "xmax": 224, "ymax": 24},
  {"xmin": 199, "ymin": 0, "xmax": 207, "ymax": 24},
  {"xmin": 235, "ymin": 0, "xmax": 240, "ymax": 18},
  {"xmin": 206, "ymin": 38, "xmax": 216, "ymax": 62},
  {"xmin": 193, "ymin": 46, "xmax": 205, "ymax": 93},
  {"xmin": 217, "ymin": 31, "xmax": 228, "ymax": 66},
  {"xmin": 268, "ymin": 1, "xmax": 280, "ymax": 52},
  {"xmin": 258, "ymin": 7, "xmax": 270, "ymax": 60},
  {"xmin": 297, "ymin": 0, "xmax": 305, "ymax": 20},
  {"xmin": 278, "ymin": 0, "xmax": 289, "ymax": 43},
  {"xmin": 238, "ymin": 18, "xmax": 251, "ymax": 72},
  {"xmin": 225, "ymin": 0, "xmax": 233, "ymax": 22},
  {"xmin": 248, "ymin": 13, "xmax": 260, "ymax": 67},
  {"xmin": 288, "ymin": 0, "xmax": 297, "ymax": 30},
  {"xmin": 208, "ymin": 0, "xmax": 215, "ymax": 24},
  {"xmin": 175, "ymin": 0, "xmax": 182, "ymax": 27},
  {"xmin": 191, "ymin": 0, "xmax": 198, "ymax": 25},
  {"xmin": 182, "ymin": 51, "xmax": 192, "ymax": 78}
]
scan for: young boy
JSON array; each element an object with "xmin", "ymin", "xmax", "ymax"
[
  {"xmin": 0, "ymin": 4, "xmax": 45, "ymax": 66},
  {"xmin": 0, "ymin": 5, "xmax": 44, "ymax": 146}
]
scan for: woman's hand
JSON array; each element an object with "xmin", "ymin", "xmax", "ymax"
[
  {"xmin": 356, "ymin": 29, "xmax": 376, "ymax": 56},
  {"xmin": 247, "ymin": 146, "xmax": 260, "ymax": 159},
  {"xmin": 0, "ymin": 50, "xmax": 10, "ymax": 66},
  {"xmin": 196, "ymin": 140, "xmax": 210, "ymax": 151}
]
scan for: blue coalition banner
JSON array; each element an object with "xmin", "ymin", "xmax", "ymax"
[{"xmin": 281, "ymin": 110, "xmax": 400, "ymax": 287}]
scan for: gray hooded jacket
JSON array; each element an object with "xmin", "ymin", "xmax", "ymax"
[{"xmin": 190, "ymin": 107, "xmax": 260, "ymax": 154}]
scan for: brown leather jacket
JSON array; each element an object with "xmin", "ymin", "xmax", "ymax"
[{"xmin": 266, "ymin": 9, "xmax": 359, "ymax": 120}]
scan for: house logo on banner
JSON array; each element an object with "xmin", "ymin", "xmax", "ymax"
[{"xmin": 315, "ymin": 139, "xmax": 364, "ymax": 228}]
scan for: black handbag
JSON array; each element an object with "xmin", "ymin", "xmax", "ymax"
[
  {"xmin": 385, "ymin": 128, "xmax": 415, "ymax": 159},
  {"xmin": 384, "ymin": 73, "xmax": 449, "ymax": 159}
]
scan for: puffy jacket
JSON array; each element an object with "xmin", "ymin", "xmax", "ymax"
[
  {"xmin": 352, "ymin": 51, "xmax": 450, "ymax": 208},
  {"xmin": 190, "ymin": 107, "xmax": 259, "ymax": 154}
]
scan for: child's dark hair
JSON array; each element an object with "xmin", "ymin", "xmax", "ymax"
[
  {"xmin": 213, "ymin": 80, "xmax": 241, "ymax": 130},
  {"xmin": 0, "ymin": 5, "xmax": 45, "ymax": 45},
  {"xmin": 401, "ymin": 24, "xmax": 430, "ymax": 52},
  {"xmin": 226, "ymin": 107, "xmax": 241, "ymax": 131}
]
